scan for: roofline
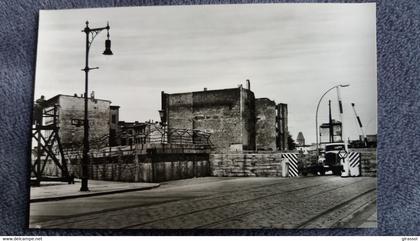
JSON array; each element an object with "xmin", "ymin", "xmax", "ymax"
[
  {"xmin": 163, "ymin": 86, "xmax": 253, "ymax": 96},
  {"xmin": 43, "ymin": 94, "xmax": 112, "ymax": 105}
]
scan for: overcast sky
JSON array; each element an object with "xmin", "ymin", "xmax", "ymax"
[{"xmin": 35, "ymin": 3, "xmax": 377, "ymax": 144}]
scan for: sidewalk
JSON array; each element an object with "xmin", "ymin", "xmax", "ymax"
[{"xmin": 30, "ymin": 179, "xmax": 160, "ymax": 202}]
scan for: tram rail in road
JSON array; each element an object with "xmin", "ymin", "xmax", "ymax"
[{"xmin": 30, "ymin": 176, "xmax": 377, "ymax": 229}]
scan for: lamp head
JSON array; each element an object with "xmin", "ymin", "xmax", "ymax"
[
  {"xmin": 103, "ymin": 22, "xmax": 113, "ymax": 55},
  {"xmin": 103, "ymin": 39, "xmax": 113, "ymax": 55},
  {"xmin": 340, "ymin": 84, "xmax": 350, "ymax": 87}
]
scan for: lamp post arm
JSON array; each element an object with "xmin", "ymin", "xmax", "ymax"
[
  {"xmin": 315, "ymin": 85, "xmax": 341, "ymax": 158},
  {"xmin": 82, "ymin": 24, "xmax": 110, "ymax": 53},
  {"xmin": 316, "ymin": 86, "xmax": 338, "ymax": 118}
]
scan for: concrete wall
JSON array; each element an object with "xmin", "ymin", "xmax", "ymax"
[
  {"xmin": 255, "ymin": 98, "xmax": 277, "ymax": 151},
  {"xmin": 350, "ymin": 148, "xmax": 377, "ymax": 177},
  {"xmin": 210, "ymin": 153, "xmax": 284, "ymax": 177},
  {"xmin": 43, "ymin": 144, "xmax": 211, "ymax": 182},
  {"xmin": 45, "ymin": 95, "xmax": 111, "ymax": 147}
]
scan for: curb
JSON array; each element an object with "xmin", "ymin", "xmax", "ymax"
[{"xmin": 30, "ymin": 184, "xmax": 160, "ymax": 203}]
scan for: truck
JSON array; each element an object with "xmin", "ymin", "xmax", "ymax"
[
  {"xmin": 300, "ymin": 142, "xmax": 346, "ymax": 176},
  {"xmin": 323, "ymin": 142, "xmax": 346, "ymax": 175}
]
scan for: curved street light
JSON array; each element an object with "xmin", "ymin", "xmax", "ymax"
[
  {"xmin": 315, "ymin": 84, "xmax": 349, "ymax": 160},
  {"xmin": 80, "ymin": 21, "xmax": 113, "ymax": 192}
]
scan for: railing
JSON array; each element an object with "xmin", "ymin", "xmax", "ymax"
[
  {"xmin": 61, "ymin": 126, "xmax": 213, "ymax": 162},
  {"xmin": 121, "ymin": 125, "xmax": 213, "ymax": 147}
]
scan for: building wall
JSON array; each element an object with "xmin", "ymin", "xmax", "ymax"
[
  {"xmin": 109, "ymin": 106, "xmax": 120, "ymax": 146},
  {"xmin": 162, "ymin": 87, "xmax": 288, "ymax": 152},
  {"xmin": 167, "ymin": 92, "xmax": 194, "ymax": 130},
  {"xmin": 42, "ymin": 143, "xmax": 211, "ymax": 182},
  {"xmin": 163, "ymin": 87, "xmax": 255, "ymax": 152},
  {"xmin": 255, "ymin": 98, "xmax": 277, "ymax": 151},
  {"xmin": 192, "ymin": 88, "xmax": 242, "ymax": 151},
  {"xmin": 240, "ymin": 87, "xmax": 256, "ymax": 150},
  {"xmin": 52, "ymin": 95, "xmax": 111, "ymax": 147},
  {"xmin": 277, "ymin": 103, "xmax": 288, "ymax": 151}
]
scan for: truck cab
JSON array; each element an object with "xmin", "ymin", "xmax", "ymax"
[{"xmin": 323, "ymin": 142, "xmax": 347, "ymax": 175}]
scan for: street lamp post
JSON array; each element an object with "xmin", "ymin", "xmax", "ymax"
[
  {"xmin": 315, "ymin": 84, "xmax": 349, "ymax": 160},
  {"xmin": 80, "ymin": 21, "xmax": 113, "ymax": 192}
]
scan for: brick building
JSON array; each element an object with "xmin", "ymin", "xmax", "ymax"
[{"xmin": 160, "ymin": 84, "xmax": 288, "ymax": 152}]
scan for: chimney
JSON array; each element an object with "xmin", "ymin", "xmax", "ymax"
[
  {"xmin": 204, "ymin": 87, "xmax": 207, "ymax": 91},
  {"xmin": 246, "ymin": 79, "xmax": 251, "ymax": 90}
]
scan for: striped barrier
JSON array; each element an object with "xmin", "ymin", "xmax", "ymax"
[
  {"xmin": 347, "ymin": 152, "xmax": 361, "ymax": 177},
  {"xmin": 348, "ymin": 152, "xmax": 361, "ymax": 168},
  {"xmin": 282, "ymin": 153, "xmax": 299, "ymax": 177}
]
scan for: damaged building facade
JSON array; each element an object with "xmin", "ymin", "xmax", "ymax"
[
  {"xmin": 35, "ymin": 94, "xmax": 120, "ymax": 148},
  {"xmin": 160, "ymin": 82, "xmax": 288, "ymax": 153}
]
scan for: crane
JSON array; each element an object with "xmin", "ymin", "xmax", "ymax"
[
  {"xmin": 351, "ymin": 103, "xmax": 367, "ymax": 147},
  {"xmin": 336, "ymin": 86, "xmax": 348, "ymax": 150}
]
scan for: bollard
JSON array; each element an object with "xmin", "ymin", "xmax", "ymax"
[
  {"xmin": 341, "ymin": 156, "xmax": 350, "ymax": 177},
  {"xmin": 348, "ymin": 152, "xmax": 361, "ymax": 177},
  {"xmin": 339, "ymin": 150, "xmax": 350, "ymax": 177}
]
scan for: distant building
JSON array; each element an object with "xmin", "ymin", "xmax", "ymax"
[
  {"xmin": 118, "ymin": 121, "xmax": 148, "ymax": 146},
  {"xmin": 161, "ymin": 84, "xmax": 288, "ymax": 152},
  {"xmin": 35, "ymin": 94, "xmax": 119, "ymax": 148},
  {"xmin": 296, "ymin": 132, "xmax": 305, "ymax": 146},
  {"xmin": 118, "ymin": 121, "xmax": 170, "ymax": 146}
]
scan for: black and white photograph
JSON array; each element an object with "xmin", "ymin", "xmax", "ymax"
[{"xmin": 29, "ymin": 3, "xmax": 378, "ymax": 229}]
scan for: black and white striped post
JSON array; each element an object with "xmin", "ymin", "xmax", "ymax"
[{"xmin": 282, "ymin": 153, "xmax": 299, "ymax": 177}]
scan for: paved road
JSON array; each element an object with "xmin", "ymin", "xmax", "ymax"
[{"xmin": 29, "ymin": 176, "xmax": 377, "ymax": 229}]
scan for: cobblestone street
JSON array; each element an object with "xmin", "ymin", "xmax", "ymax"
[{"xmin": 30, "ymin": 176, "xmax": 377, "ymax": 229}]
